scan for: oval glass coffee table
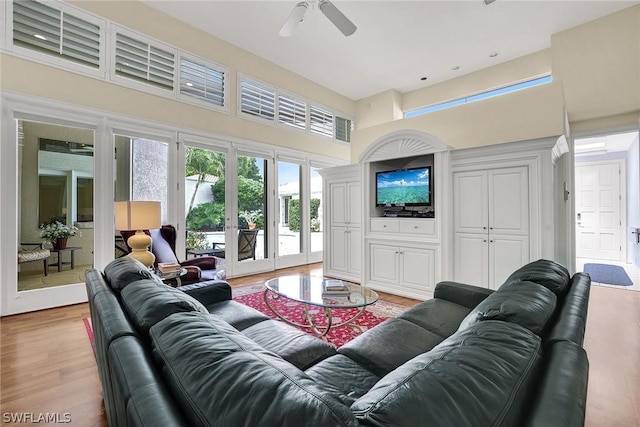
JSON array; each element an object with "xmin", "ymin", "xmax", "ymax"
[{"xmin": 263, "ymin": 275, "xmax": 378, "ymax": 340}]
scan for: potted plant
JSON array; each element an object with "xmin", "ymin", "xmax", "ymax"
[
  {"xmin": 40, "ymin": 221, "xmax": 81, "ymax": 250},
  {"xmin": 239, "ymin": 210, "xmax": 261, "ymax": 229}
]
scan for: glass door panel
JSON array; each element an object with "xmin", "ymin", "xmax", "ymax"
[
  {"xmin": 18, "ymin": 120, "xmax": 94, "ymax": 293},
  {"xmin": 114, "ymin": 135, "xmax": 168, "ymax": 257},
  {"xmin": 310, "ymin": 166, "xmax": 323, "ymax": 255},
  {"xmin": 277, "ymin": 160, "xmax": 302, "ymax": 257},
  {"xmin": 184, "ymin": 146, "xmax": 226, "ymax": 262},
  {"xmin": 231, "ymin": 152, "xmax": 275, "ymax": 277}
]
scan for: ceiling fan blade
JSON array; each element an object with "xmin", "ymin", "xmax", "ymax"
[
  {"xmin": 279, "ymin": 2, "xmax": 308, "ymax": 37},
  {"xmin": 319, "ymin": 0, "xmax": 357, "ymax": 36}
]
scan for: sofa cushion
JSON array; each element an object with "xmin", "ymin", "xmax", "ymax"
[
  {"xmin": 351, "ymin": 321, "xmax": 543, "ymax": 427},
  {"xmin": 397, "ymin": 298, "xmax": 473, "ymax": 338},
  {"xmin": 150, "ymin": 312, "xmax": 358, "ymax": 427},
  {"xmin": 206, "ymin": 300, "xmax": 270, "ymax": 330},
  {"xmin": 458, "ymin": 280, "xmax": 557, "ymax": 337},
  {"xmin": 120, "ymin": 279, "xmax": 207, "ymax": 335},
  {"xmin": 242, "ymin": 319, "xmax": 336, "ymax": 370},
  {"xmin": 104, "ymin": 257, "xmax": 154, "ymax": 292},
  {"xmin": 339, "ymin": 318, "xmax": 445, "ymax": 377},
  {"xmin": 305, "ymin": 354, "xmax": 380, "ymax": 407},
  {"xmin": 505, "ymin": 259, "xmax": 571, "ymax": 297}
]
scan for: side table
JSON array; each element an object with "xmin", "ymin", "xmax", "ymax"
[{"xmin": 49, "ymin": 246, "xmax": 81, "ymax": 272}]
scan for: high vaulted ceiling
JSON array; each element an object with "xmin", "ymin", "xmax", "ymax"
[{"xmin": 144, "ymin": 1, "xmax": 639, "ymax": 101}]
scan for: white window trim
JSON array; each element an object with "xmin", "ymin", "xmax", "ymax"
[
  {"xmin": 110, "ymin": 24, "xmax": 177, "ymax": 98},
  {"xmin": 237, "ymin": 73, "xmax": 354, "ymax": 144},
  {"xmin": 177, "ymin": 51, "xmax": 229, "ymax": 114},
  {"xmin": 4, "ymin": 0, "xmax": 107, "ymax": 79},
  {"xmin": 237, "ymin": 73, "xmax": 278, "ymax": 125}
]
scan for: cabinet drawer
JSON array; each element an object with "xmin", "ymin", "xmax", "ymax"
[
  {"xmin": 400, "ymin": 219, "xmax": 435, "ymax": 235},
  {"xmin": 370, "ymin": 219, "xmax": 399, "ymax": 233}
]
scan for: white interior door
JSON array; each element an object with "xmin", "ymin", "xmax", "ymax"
[{"xmin": 576, "ymin": 161, "xmax": 623, "ymax": 261}]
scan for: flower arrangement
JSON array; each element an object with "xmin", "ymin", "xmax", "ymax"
[{"xmin": 40, "ymin": 221, "xmax": 81, "ymax": 243}]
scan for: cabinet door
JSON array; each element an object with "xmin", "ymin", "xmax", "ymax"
[
  {"xmin": 453, "ymin": 233, "xmax": 489, "ymax": 288},
  {"xmin": 347, "ymin": 228, "xmax": 362, "ymax": 275},
  {"xmin": 347, "ymin": 181, "xmax": 361, "ymax": 226},
  {"xmin": 369, "ymin": 244, "xmax": 399, "ymax": 284},
  {"xmin": 489, "ymin": 235, "xmax": 530, "ymax": 289},
  {"xmin": 400, "ymin": 247, "xmax": 435, "ymax": 291},
  {"xmin": 489, "ymin": 167, "xmax": 529, "ymax": 236},
  {"xmin": 329, "ymin": 182, "xmax": 347, "ymax": 226},
  {"xmin": 329, "ymin": 227, "xmax": 349, "ymax": 273},
  {"xmin": 453, "ymin": 171, "xmax": 488, "ymax": 234}
]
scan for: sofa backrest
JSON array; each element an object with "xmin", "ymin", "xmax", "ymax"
[
  {"xmin": 457, "ymin": 280, "xmax": 557, "ymax": 337},
  {"xmin": 351, "ymin": 321, "xmax": 543, "ymax": 427},
  {"xmin": 104, "ymin": 256, "xmax": 155, "ymax": 292},
  {"xmin": 108, "ymin": 335, "xmax": 188, "ymax": 426},
  {"xmin": 505, "ymin": 259, "xmax": 571, "ymax": 298},
  {"xmin": 150, "ymin": 312, "xmax": 359, "ymax": 427},
  {"xmin": 120, "ymin": 279, "xmax": 208, "ymax": 336}
]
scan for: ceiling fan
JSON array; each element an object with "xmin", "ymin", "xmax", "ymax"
[{"xmin": 279, "ymin": 0, "xmax": 357, "ymax": 37}]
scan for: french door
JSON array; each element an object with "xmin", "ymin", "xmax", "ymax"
[{"xmin": 2, "ymin": 115, "xmax": 98, "ymax": 315}]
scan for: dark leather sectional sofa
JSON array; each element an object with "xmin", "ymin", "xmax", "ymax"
[{"xmin": 86, "ymin": 257, "xmax": 590, "ymax": 426}]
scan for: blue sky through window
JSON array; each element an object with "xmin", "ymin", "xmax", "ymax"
[{"xmin": 405, "ymin": 75, "xmax": 552, "ymax": 118}]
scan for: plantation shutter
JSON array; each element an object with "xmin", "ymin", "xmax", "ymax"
[
  {"xmin": 335, "ymin": 116, "xmax": 352, "ymax": 142},
  {"xmin": 240, "ymin": 80, "xmax": 275, "ymax": 120},
  {"xmin": 278, "ymin": 95, "xmax": 306, "ymax": 130},
  {"xmin": 115, "ymin": 32, "xmax": 175, "ymax": 90},
  {"xmin": 309, "ymin": 106, "xmax": 334, "ymax": 137},
  {"xmin": 13, "ymin": 0, "xmax": 100, "ymax": 68},
  {"xmin": 180, "ymin": 58, "xmax": 225, "ymax": 106}
]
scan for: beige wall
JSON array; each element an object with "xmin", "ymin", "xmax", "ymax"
[
  {"xmin": 401, "ymin": 49, "xmax": 553, "ymax": 114},
  {"xmin": 2, "ymin": 1, "xmax": 640, "ymax": 163},
  {"xmin": 351, "ymin": 81, "xmax": 566, "ymax": 161},
  {"xmin": 552, "ymin": 5, "xmax": 640, "ymax": 124},
  {"xmin": 352, "ymin": 4, "xmax": 640, "ymax": 158},
  {"xmin": 1, "ymin": 0, "xmax": 354, "ymax": 161}
]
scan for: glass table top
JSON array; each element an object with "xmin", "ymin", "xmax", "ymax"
[{"xmin": 264, "ymin": 275, "xmax": 378, "ymax": 309}]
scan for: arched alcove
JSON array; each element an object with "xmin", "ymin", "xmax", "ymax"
[{"xmin": 358, "ymin": 130, "xmax": 451, "ymax": 163}]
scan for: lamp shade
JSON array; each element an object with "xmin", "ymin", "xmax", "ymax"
[{"xmin": 115, "ymin": 201, "xmax": 162, "ymax": 231}]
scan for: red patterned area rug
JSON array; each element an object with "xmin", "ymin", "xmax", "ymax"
[{"xmin": 233, "ymin": 283, "xmax": 408, "ymax": 347}]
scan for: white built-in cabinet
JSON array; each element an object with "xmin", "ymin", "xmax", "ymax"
[
  {"xmin": 320, "ymin": 131, "xmax": 565, "ymax": 301},
  {"xmin": 367, "ymin": 218, "xmax": 438, "ymax": 299},
  {"xmin": 320, "ymin": 165, "xmax": 362, "ymax": 282},
  {"xmin": 453, "ymin": 166, "xmax": 530, "ymax": 289}
]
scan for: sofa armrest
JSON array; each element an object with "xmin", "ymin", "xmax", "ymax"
[
  {"xmin": 433, "ymin": 281, "xmax": 494, "ymax": 310},
  {"xmin": 177, "ymin": 280, "xmax": 231, "ymax": 306},
  {"xmin": 181, "ymin": 256, "xmax": 217, "ymax": 269},
  {"xmin": 526, "ymin": 341, "xmax": 588, "ymax": 427}
]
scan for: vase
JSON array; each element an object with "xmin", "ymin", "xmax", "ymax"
[{"xmin": 53, "ymin": 238, "xmax": 68, "ymax": 250}]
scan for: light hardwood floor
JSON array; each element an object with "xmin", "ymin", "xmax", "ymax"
[{"xmin": 1, "ymin": 263, "xmax": 638, "ymax": 426}]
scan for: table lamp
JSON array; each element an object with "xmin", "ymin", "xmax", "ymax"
[{"xmin": 115, "ymin": 201, "xmax": 161, "ymax": 268}]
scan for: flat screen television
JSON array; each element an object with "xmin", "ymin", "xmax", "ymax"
[{"xmin": 376, "ymin": 166, "xmax": 432, "ymax": 207}]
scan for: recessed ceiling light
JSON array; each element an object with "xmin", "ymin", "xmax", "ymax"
[
  {"xmin": 489, "ymin": 52, "xmax": 499, "ymax": 58},
  {"xmin": 420, "ymin": 77, "xmax": 427, "ymax": 81},
  {"xmin": 451, "ymin": 66, "xmax": 460, "ymax": 71},
  {"xmin": 34, "ymin": 34, "xmax": 46, "ymax": 41}
]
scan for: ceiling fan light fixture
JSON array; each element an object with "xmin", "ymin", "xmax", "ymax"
[
  {"xmin": 318, "ymin": 0, "xmax": 357, "ymax": 36},
  {"xmin": 279, "ymin": 2, "xmax": 308, "ymax": 37}
]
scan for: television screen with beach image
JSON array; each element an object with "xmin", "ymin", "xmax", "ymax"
[{"xmin": 376, "ymin": 166, "xmax": 431, "ymax": 206}]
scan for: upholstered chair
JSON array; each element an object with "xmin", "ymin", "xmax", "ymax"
[{"xmin": 121, "ymin": 225, "xmax": 224, "ymax": 285}]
